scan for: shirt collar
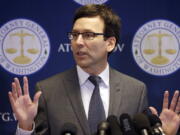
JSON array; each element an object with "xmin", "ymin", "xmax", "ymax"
[
  {"xmin": 77, "ymin": 65, "xmax": 89, "ymax": 86},
  {"xmin": 76, "ymin": 64, "xmax": 109, "ymax": 87}
]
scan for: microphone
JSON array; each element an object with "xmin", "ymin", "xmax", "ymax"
[
  {"xmin": 97, "ymin": 121, "xmax": 110, "ymax": 135},
  {"xmin": 60, "ymin": 122, "xmax": 77, "ymax": 135},
  {"xmin": 107, "ymin": 115, "xmax": 122, "ymax": 135},
  {"xmin": 143, "ymin": 108, "xmax": 165, "ymax": 135},
  {"xmin": 119, "ymin": 113, "xmax": 138, "ymax": 135},
  {"xmin": 133, "ymin": 113, "xmax": 150, "ymax": 135},
  {"xmin": 143, "ymin": 107, "xmax": 153, "ymax": 116},
  {"xmin": 143, "ymin": 108, "xmax": 161, "ymax": 135},
  {"xmin": 148, "ymin": 114, "xmax": 165, "ymax": 135}
]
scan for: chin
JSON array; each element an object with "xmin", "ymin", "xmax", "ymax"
[
  {"xmin": 76, "ymin": 61, "xmax": 90, "ymax": 68},
  {"xmin": 78, "ymin": 63, "xmax": 89, "ymax": 68}
]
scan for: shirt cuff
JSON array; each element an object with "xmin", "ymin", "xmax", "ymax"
[{"xmin": 16, "ymin": 122, "xmax": 35, "ymax": 135}]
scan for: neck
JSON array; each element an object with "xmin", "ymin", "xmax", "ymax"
[{"xmin": 80, "ymin": 63, "xmax": 108, "ymax": 75}]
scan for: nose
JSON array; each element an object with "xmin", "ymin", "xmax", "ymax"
[{"xmin": 75, "ymin": 34, "xmax": 85, "ymax": 45}]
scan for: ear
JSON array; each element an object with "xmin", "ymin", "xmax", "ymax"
[{"xmin": 106, "ymin": 37, "xmax": 116, "ymax": 52}]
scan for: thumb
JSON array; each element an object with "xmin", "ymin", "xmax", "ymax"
[
  {"xmin": 33, "ymin": 91, "xmax": 42, "ymax": 105},
  {"xmin": 149, "ymin": 106, "xmax": 159, "ymax": 116}
]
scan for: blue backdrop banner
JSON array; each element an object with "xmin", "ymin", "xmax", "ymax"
[{"xmin": 0, "ymin": 0, "xmax": 179, "ymax": 134}]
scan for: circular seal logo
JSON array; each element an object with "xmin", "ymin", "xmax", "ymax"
[
  {"xmin": 132, "ymin": 20, "xmax": 180, "ymax": 76},
  {"xmin": 73, "ymin": 0, "xmax": 108, "ymax": 5},
  {"xmin": 0, "ymin": 19, "xmax": 50, "ymax": 75}
]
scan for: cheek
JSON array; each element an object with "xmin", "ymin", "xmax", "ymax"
[
  {"xmin": 89, "ymin": 39, "xmax": 106, "ymax": 49},
  {"xmin": 88, "ymin": 44, "xmax": 100, "ymax": 53},
  {"xmin": 89, "ymin": 44, "xmax": 107, "ymax": 55},
  {"xmin": 71, "ymin": 43, "xmax": 76, "ymax": 50},
  {"xmin": 94, "ymin": 40, "xmax": 108, "ymax": 50}
]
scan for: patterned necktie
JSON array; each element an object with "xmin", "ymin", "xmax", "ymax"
[{"xmin": 88, "ymin": 75, "xmax": 106, "ymax": 134}]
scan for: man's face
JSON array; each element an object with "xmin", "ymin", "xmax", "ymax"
[{"xmin": 71, "ymin": 16, "xmax": 115, "ymax": 71}]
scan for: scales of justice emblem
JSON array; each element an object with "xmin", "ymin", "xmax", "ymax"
[
  {"xmin": 132, "ymin": 20, "xmax": 180, "ymax": 76},
  {"xmin": 6, "ymin": 29, "xmax": 39, "ymax": 64},
  {"xmin": 143, "ymin": 30, "xmax": 177, "ymax": 65},
  {"xmin": 0, "ymin": 19, "xmax": 50, "ymax": 75}
]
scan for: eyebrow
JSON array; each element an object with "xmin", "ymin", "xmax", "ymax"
[{"xmin": 71, "ymin": 29, "xmax": 95, "ymax": 33}]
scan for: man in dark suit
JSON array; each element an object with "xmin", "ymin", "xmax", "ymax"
[{"xmin": 9, "ymin": 4, "xmax": 180, "ymax": 135}]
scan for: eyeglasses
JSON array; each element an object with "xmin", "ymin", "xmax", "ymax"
[{"xmin": 68, "ymin": 32, "xmax": 104, "ymax": 40}]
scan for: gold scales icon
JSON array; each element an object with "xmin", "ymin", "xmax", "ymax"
[
  {"xmin": 5, "ymin": 30, "xmax": 39, "ymax": 64},
  {"xmin": 143, "ymin": 30, "xmax": 177, "ymax": 65}
]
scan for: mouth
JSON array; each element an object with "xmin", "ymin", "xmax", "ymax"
[
  {"xmin": 77, "ymin": 51, "xmax": 86, "ymax": 55},
  {"xmin": 76, "ymin": 51, "xmax": 88, "ymax": 58}
]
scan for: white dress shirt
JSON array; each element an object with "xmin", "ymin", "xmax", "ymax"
[{"xmin": 77, "ymin": 64, "xmax": 110, "ymax": 118}]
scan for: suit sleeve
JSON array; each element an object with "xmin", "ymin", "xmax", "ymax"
[{"xmin": 137, "ymin": 83, "xmax": 148, "ymax": 113}]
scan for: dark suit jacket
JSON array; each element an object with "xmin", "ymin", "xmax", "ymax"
[{"xmin": 33, "ymin": 67, "xmax": 148, "ymax": 135}]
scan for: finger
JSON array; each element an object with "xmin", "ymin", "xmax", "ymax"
[
  {"xmin": 162, "ymin": 90, "xmax": 169, "ymax": 109},
  {"xmin": 12, "ymin": 82, "xmax": 18, "ymax": 101},
  {"xmin": 175, "ymin": 91, "xmax": 180, "ymax": 113},
  {"xmin": 149, "ymin": 106, "xmax": 158, "ymax": 116},
  {"xmin": 170, "ymin": 90, "xmax": 179, "ymax": 111},
  {"xmin": 23, "ymin": 76, "xmax": 29, "ymax": 95},
  {"xmin": 8, "ymin": 92, "xmax": 17, "ymax": 114},
  {"xmin": 33, "ymin": 91, "xmax": 42, "ymax": 105},
  {"xmin": 14, "ymin": 78, "xmax": 22, "ymax": 97}
]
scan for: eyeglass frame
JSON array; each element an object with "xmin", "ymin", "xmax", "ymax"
[{"xmin": 67, "ymin": 32, "xmax": 105, "ymax": 40}]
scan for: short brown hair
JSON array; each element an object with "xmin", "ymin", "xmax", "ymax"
[{"xmin": 73, "ymin": 4, "xmax": 121, "ymax": 53}]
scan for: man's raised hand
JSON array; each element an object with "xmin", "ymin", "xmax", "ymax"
[{"xmin": 8, "ymin": 76, "xmax": 41, "ymax": 130}]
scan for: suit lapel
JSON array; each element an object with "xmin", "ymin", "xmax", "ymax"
[
  {"xmin": 62, "ymin": 67, "xmax": 122, "ymax": 134},
  {"xmin": 63, "ymin": 68, "xmax": 91, "ymax": 135},
  {"xmin": 108, "ymin": 68, "xmax": 123, "ymax": 116}
]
